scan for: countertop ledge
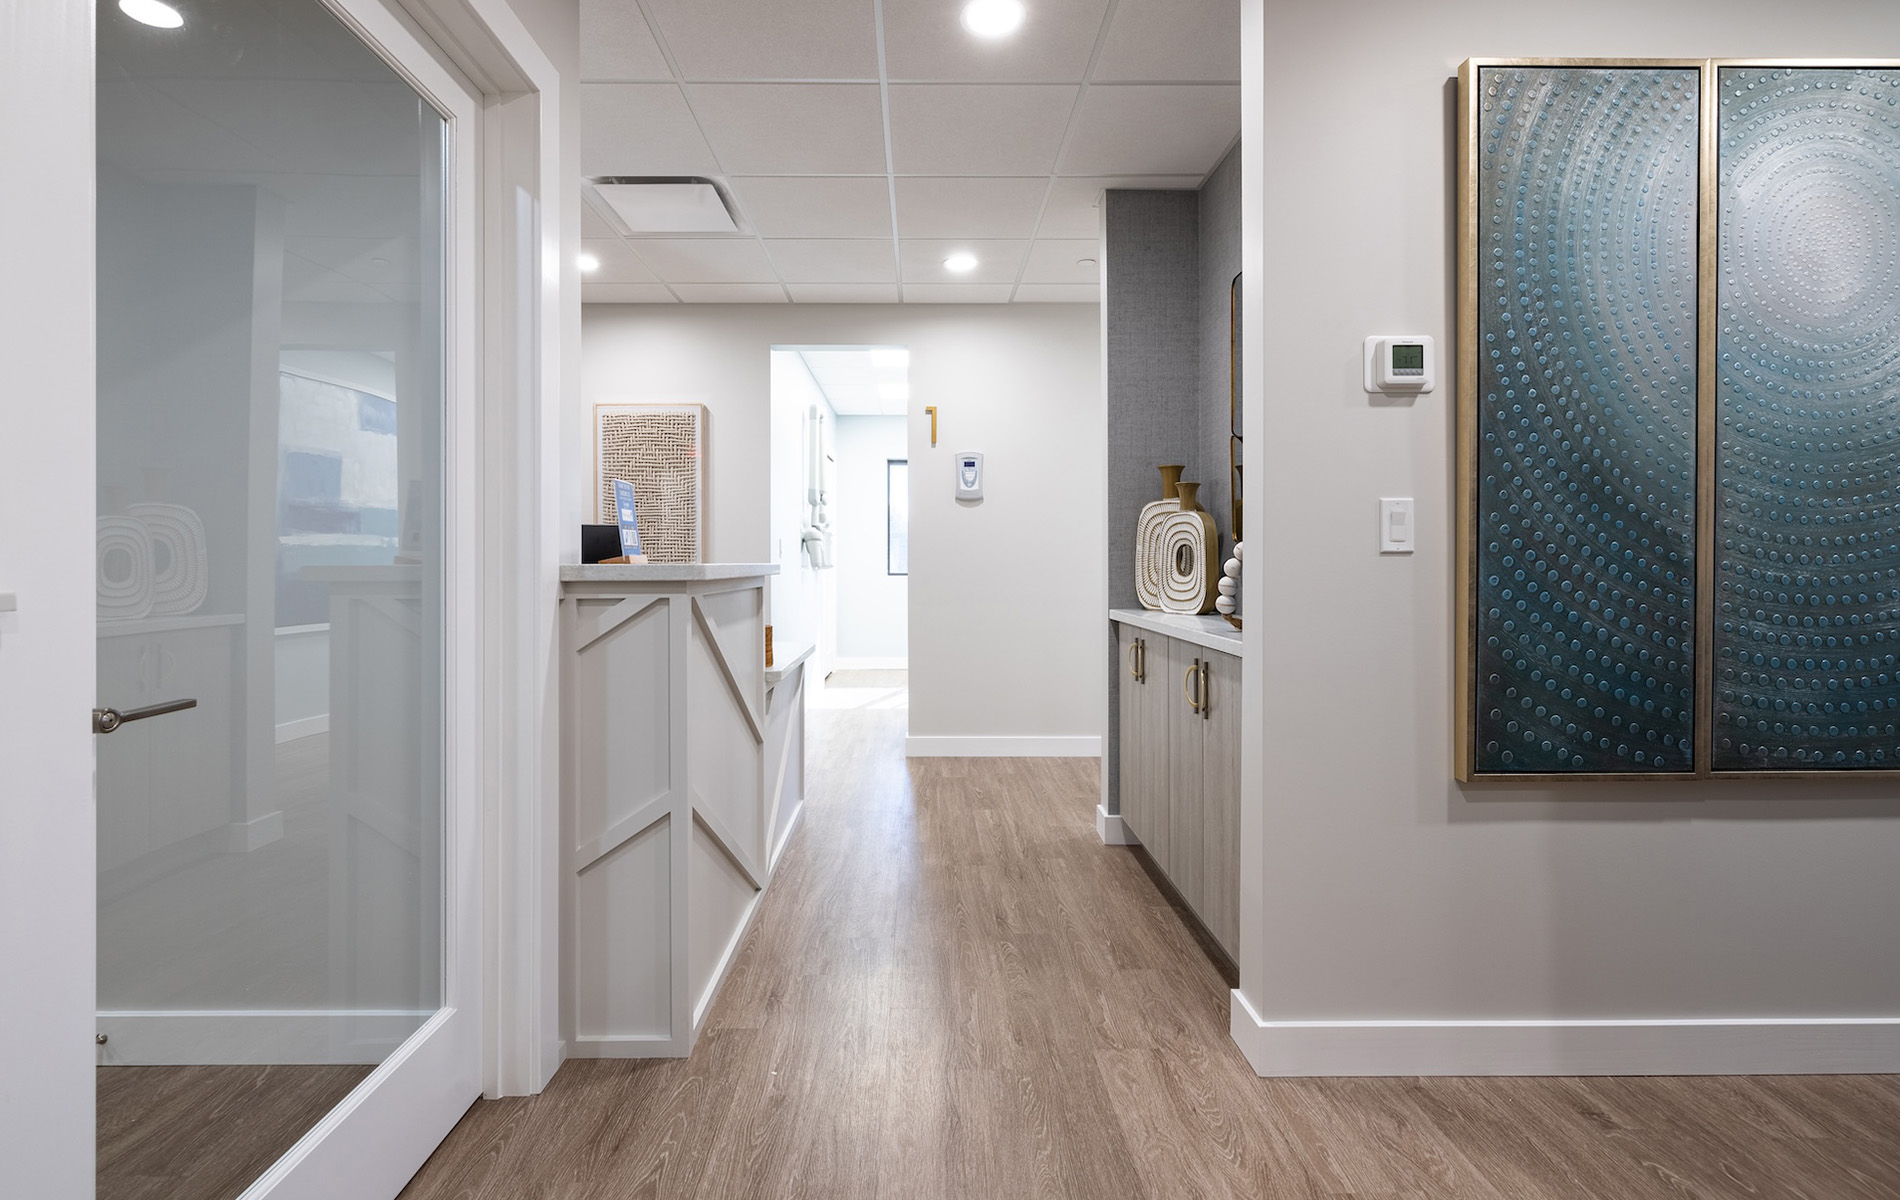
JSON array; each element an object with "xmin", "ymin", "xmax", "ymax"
[
  {"xmin": 766, "ymin": 642, "xmax": 816, "ymax": 684},
  {"xmin": 561, "ymin": 563, "xmax": 780, "ymax": 583},
  {"xmin": 1110, "ymin": 608, "xmax": 1243, "ymax": 656}
]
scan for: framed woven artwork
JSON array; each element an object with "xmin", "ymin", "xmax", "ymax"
[
  {"xmin": 1456, "ymin": 59, "xmax": 1900, "ymax": 781},
  {"xmin": 594, "ymin": 403, "xmax": 706, "ymax": 564}
]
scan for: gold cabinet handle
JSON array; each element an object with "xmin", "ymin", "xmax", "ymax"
[
  {"xmin": 1127, "ymin": 640, "xmax": 1141, "ymax": 680},
  {"xmin": 1183, "ymin": 661, "xmax": 1202, "ymax": 712}
]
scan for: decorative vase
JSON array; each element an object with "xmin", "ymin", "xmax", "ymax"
[
  {"xmin": 1159, "ymin": 482, "xmax": 1218, "ymax": 614},
  {"xmin": 1134, "ymin": 465, "xmax": 1186, "ymax": 610}
]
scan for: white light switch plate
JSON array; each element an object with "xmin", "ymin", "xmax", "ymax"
[{"xmin": 1380, "ymin": 498, "xmax": 1415, "ymax": 553}]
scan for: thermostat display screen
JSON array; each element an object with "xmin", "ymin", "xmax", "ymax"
[{"xmin": 1392, "ymin": 343, "xmax": 1424, "ymax": 371}]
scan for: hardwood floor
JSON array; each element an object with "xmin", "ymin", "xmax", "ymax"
[
  {"xmin": 97, "ymin": 1063, "xmax": 372, "ymax": 1200},
  {"xmin": 398, "ymin": 686, "xmax": 1900, "ymax": 1199}
]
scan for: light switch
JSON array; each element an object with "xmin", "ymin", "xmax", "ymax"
[{"xmin": 1380, "ymin": 498, "xmax": 1415, "ymax": 554}]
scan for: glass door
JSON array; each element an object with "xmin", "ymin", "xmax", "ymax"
[{"xmin": 93, "ymin": 0, "xmax": 476, "ymax": 1195}]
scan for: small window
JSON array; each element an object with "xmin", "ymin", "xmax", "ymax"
[{"xmin": 887, "ymin": 459, "xmax": 909, "ymax": 576}]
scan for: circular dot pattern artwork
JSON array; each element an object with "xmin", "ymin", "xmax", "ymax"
[
  {"xmin": 1474, "ymin": 66, "xmax": 1700, "ymax": 774},
  {"xmin": 1714, "ymin": 67, "xmax": 1900, "ymax": 770}
]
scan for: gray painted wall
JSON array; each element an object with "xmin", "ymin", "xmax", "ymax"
[
  {"xmin": 1247, "ymin": 0, "xmax": 1900, "ymax": 1023},
  {"xmin": 1199, "ymin": 144, "xmax": 1243, "ymax": 552}
]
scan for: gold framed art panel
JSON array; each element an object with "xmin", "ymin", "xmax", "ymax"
[{"xmin": 1456, "ymin": 57, "xmax": 1900, "ymax": 782}]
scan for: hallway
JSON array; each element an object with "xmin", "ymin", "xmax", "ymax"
[{"xmin": 398, "ymin": 691, "xmax": 1900, "ymax": 1199}]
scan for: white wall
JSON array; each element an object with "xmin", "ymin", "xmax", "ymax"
[
  {"xmin": 1238, "ymin": 0, "xmax": 1900, "ymax": 1072},
  {"xmin": 833, "ymin": 415, "xmax": 908, "ymax": 665},
  {"xmin": 583, "ymin": 305, "xmax": 1104, "ymax": 750},
  {"xmin": 0, "ymin": 2, "xmax": 98, "ymax": 1190}
]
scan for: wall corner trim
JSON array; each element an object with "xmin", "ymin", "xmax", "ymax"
[
  {"xmin": 1229, "ymin": 989, "xmax": 1900, "ymax": 1076},
  {"xmin": 1096, "ymin": 804, "xmax": 1137, "ymax": 845},
  {"xmin": 904, "ymin": 735, "xmax": 1103, "ymax": 759}
]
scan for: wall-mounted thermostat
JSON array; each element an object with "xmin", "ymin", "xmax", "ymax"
[
  {"xmin": 1364, "ymin": 335, "xmax": 1436, "ymax": 394},
  {"xmin": 955, "ymin": 452, "xmax": 984, "ymax": 501}
]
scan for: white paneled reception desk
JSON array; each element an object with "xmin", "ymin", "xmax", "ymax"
[{"xmin": 560, "ymin": 563, "xmax": 803, "ymax": 1057}]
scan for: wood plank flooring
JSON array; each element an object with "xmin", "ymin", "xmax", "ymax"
[
  {"xmin": 97, "ymin": 1063, "xmax": 372, "ymax": 1200},
  {"xmin": 398, "ymin": 683, "xmax": 1900, "ymax": 1199}
]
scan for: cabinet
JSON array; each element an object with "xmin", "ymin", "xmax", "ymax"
[{"xmin": 1113, "ymin": 615, "xmax": 1240, "ymax": 959}]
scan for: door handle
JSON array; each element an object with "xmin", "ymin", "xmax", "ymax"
[
  {"xmin": 93, "ymin": 698, "xmax": 197, "ymax": 734},
  {"xmin": 1183, "ymin": 661, "xmax": 1202, "ymax": 713}
]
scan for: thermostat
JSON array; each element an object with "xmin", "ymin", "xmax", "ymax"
[
  {"xmin": 1363, "ymin": 335, "xmax": 1436, "ymax": 394},
  {"xmin": 955, "ymin": 452, "xmax": 983, "ymax": 501}
]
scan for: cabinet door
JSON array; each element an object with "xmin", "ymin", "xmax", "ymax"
[
  {"xmin": 1167, "ymin": 636, "xmax": 1206, "ymax": 916},
  {"xmin": 1116, "ymin": 625, "xmax": 1145, "ymax": 844},
  {"xmin": 1200, "ymin": 650, "xmax": 1242, "ymax": 958},
  {"xmin": 1121, "ymin": 628, "xmax": 1171, "ymax": 861}
]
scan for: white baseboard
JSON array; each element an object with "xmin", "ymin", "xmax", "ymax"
[
  {"xmin": 226, "ymin": 810, "xmax": 284, "ymax": 852},
  {"xmin": 96, "ymin": 1009, "xmax": 436, "ymax": 1066},
  {"xmin": 275, "ymin": 713, "xmax": 329, "ymax": 743},
  {"xmin": 1230, "ymin": 988, "xmax": 1900, "ymax": 1076},
  {"xmin": 906, "ymin": 735, "xmax": 1102, "ymax": 758},
  {"xmin": 832, "ymin": 656, "xmax": 908, "ymax": 671},
  {"xmin": 1097, "ymin": 804, "xmax": 1137, "ymax": 845}
]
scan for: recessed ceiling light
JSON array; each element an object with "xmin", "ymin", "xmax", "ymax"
[
  {"xmin": 120, "ymin": 0, "xmax": 184, "ymax": 28},
  {"xmin": 943, "ymin": 252, "xmax": 979, "ymax": 274},
  {"xmin": 960, "ymin": 0, "xmax": 1024, "ymax": 39},
  {"xmin": 577, "ymin": 253, "xmax": 601, "ymax": 274}
]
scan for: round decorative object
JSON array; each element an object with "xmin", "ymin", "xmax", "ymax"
[
  {"xmin": 1156, "ymin": 482, "xmax": 1217, "ymax": 615},
  {"xmin": 1134, "ymin": 464, "xmax": 1187, "ymax": 611},
  {"xmin": 98, "ymin": 515, "xmax": 154, "ymax": 621},
  {"xmin": 128, "ymin": 503, "xmax": 208, "ymax": 617}
]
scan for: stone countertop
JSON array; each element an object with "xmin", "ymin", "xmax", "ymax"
[
  {"xmin": 1109, "ymin": 608, "xmax": 1243, "ymax": 656},
  {"xmin": 560, "ymin": 563, "xmax": 780, "ymax": 583}
]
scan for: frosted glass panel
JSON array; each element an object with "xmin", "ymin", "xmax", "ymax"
[{"xmin": 95, "ymin": 0, "xmax": 446, "ymax": 1192}]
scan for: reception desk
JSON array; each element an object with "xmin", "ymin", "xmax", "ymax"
[{"xmin": 559, "ymin": 563, "xmax": 798, "ymax": 1057}]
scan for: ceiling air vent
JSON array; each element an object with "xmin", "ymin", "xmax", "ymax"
[{"xmin": 586, "ymin": 177, "xmax": 740, "ymax": 235}]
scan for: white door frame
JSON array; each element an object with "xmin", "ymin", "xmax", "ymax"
[{"xmin": 0, "ymin": 0, "xmax": 565, "ymax": 1193}]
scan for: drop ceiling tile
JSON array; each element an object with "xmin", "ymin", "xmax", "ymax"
[
  {"xmin": 1093, "ymin": 0, "xmax": 1241, "ymax": 82},
  {"xmin": 893, "ymin": 176, "xmax": 1048, "ymax": 239},
  {"xmin": 728, "ymin": 176, "xmax": 892, "ymax": 239},
  {"xmin": 581, "ymin": 84, "xmax": 720, "ymax": 176},
  {"xmin": 1021, "ymin": 239, "xmax": 1102, "ymax": 284},
  {"xmin": 643, "ymin": 0, "xmax": 875, "ymax": 80},
  {"xmin": 881, "ymin": 0, "xmax": 1109, "ymax": 82},
  {"xmin": 898, "ymin": 239, "xmax": 1027, "ymax": 285},
  {"xmin": 888, "ymin": 84, "xmax": 1076, "ymax": 176},
  {"xmin": 582, "ymin": 238, "xmax": 660, "ymax": 283},
  {"xmin": 672, "ymin": 283, "xmax": 789, "ymax": 303},
  {"xmin": 579, "ymin": 0, "xmax": 672, "ymax": 80},
  {"xmin": 632, "ymin": 238, "xmax": 779, "ymax": 283},
  {"xmin": 765, "ymin": 239, "xmax": 897, "ymax": 284},
  {"xmin": 1013, "ymin": 283, "xmax": 1101, "ymax": 302},
  {"xmin": 283, "ymin": 235, "xmax": 416, "ymax": 286},
  {"xmin": 1037, "ymin": 174, "xmax": 1201, "ymax": 238},
  {"xmin": 690, "ymin": 84, "xmax": 887, "ymax": 175},
  {"xmin": 585, "ymin": 284, "xmax": 678, "ymax": 303},
  {"xmin": 902, "ymin": 283, "xmax": 1014, "ymax": 303},
  {"xmin": 1059, "ymin": 85, "xmax": 1240, "ymax": 176},
  {"xmin": 582, "ymin": 201, "xmax": 620, "ymax": 239},
  {"xmin": 789, "ymin": 283, "xmax": 903, "ymax": 303}
]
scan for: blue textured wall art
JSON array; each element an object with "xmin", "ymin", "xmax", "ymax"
[
  {"xmin": 1473, "ymin": 66, "xmax": 1701, "ymax": 774},
  {"xmin": 1714, "ymin": 67, "xmax": 1900, "ymax": 770}
]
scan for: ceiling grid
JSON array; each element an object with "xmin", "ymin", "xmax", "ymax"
[{"xmin": 578, "ymin": 0, "xmax": 1239, "ymax": 304}]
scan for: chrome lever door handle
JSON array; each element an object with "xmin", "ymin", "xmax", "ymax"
[{"xmin": 93, "ymin": 698, "xmax": 197, "ymax": 734}]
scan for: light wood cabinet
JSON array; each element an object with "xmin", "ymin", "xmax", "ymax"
[{"xmin": 1113, "ymin": 618, "xmax": 1240, "ymax": 960}]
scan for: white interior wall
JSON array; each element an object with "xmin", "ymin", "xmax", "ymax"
[
  {"xmin": 833, "ymin": 416, "xmax": 909, "ymax": 665},
  {"xmin": 1240, "ymin": 0, "xmax": 1900, "ymax": 1072},
  {"xmin": 583, "ymin": 304, "xmax": 1104, "ymax": 750}
]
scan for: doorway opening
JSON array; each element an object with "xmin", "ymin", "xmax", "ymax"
[{"xmin": 769, "ymin": 346, "xmax": 910, "ymax": 715}]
